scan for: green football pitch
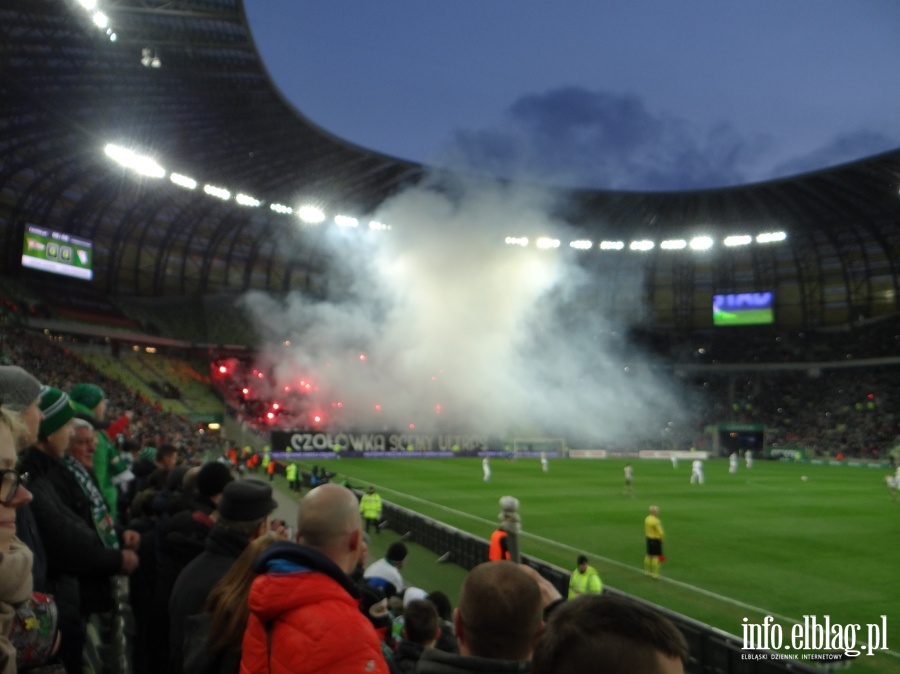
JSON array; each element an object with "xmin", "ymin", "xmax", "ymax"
[{"xmin": 298, "ymin": 455, "xmax": 900, "ymax": 674}]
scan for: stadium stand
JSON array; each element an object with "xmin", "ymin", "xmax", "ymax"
[{"xmin": 3, "ymin": 1, "xmax": 900, "ymax": 672}]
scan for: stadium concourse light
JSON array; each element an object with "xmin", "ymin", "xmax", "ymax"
[
  {"xmin": 235, "ymin": 193, "xmax": 261, "ymax": 207},
  {"xmin": 504, "ymin": 237, "xmax": 528, "ymax": 246},
  {"xmin": 104, "ymin": 143, "xmax": 165, "ymax": 179},
  {"xmin": 757, "ymin": 231, "xmax": 787, "ymax": 243},
  {"xmin": 724, "ymin": 234, "xmax": 753, "ymax": 247},
  {"xmin": 270, "ymin": 203, "xmax": 293, "ymax": 214},
  {"xmin": 334, "ymin": 215, "xmax": 358, "ymax": 227},
  {"xmin": 297, "ymin": 205, "xmax": 325, "ymax": 224},
  {"xmin": 369, "ymin": 220, "xmax": 391, "ymax": 231},
  {"xmin": 536, "ymin": 237, "xmax": 560, "ymax": 249},
  {"xmin": 629, "ymin": 240, "xmax": 654, "ymax": 252},
  {"xmin": 689, "ymin": 236, "xmax": 714, "ymax": 250},
  {"xmin": 599, "ymin": 240, "xmax": 625, "ymax": 250},
  {"xmin": 169, "ymin": 173, "xmax": 197, "ymax": 190},
  {"xmin": 569, "ymin": 240, "xmax": 593, "ymax": 250},
  {"xmin": 660, "ymin": 239, "xmax": 687, "ymax": 250},
  {"xmin": 203, "ymin": 184, "xmax": 230, "ymax": 201}
]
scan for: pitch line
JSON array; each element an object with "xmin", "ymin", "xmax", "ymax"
[{"xmin": 370, "ymin": 481, "xmax": 900, "ymax": 660}]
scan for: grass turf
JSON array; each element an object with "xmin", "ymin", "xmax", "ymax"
[{"xmin": 291, "ymin": 456, "xmax": 900, "ymax": 674}]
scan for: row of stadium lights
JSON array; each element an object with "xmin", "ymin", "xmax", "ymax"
[
  {"xmin": 104, "ymin": 144, "xmax": 391, "ymax": 231},
  {"xmin": 505, "ymin": 231, "xmax": 787, "ymax": 252},
  {"xmin": 105, "ymin": 142, "xmax": 790, "ymax": 253}
]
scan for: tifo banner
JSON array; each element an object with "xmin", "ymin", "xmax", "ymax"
[{"xmin": 270, "ymin": 430, "xmax": 494, "ymax": 454}]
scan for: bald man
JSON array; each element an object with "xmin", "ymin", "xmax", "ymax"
[{"xmin": 240, "ymin": 483, "xmax": 389, "ymax": 673}]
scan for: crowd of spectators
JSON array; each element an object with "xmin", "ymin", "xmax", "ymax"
[
  {"xmin": 0, "ymin": 364, "xmax": 693, "ymax": 674},
  {"xmin": 210, "ymin": 335, "xmax": 900, "ymax": 460}
]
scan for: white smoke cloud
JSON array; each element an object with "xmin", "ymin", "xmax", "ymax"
[{"xmin": 240, "ymin": 176, "xmax": 687, "ymax": 446}]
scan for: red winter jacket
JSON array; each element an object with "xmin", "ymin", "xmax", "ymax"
[{"xmin": 239, "ymin": 543, "xmax": 389, "ymax": 674}]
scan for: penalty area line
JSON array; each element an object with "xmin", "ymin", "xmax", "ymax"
[{"xmin": 371, "ymin": 481, "xmax": 900, "ymax": 660}]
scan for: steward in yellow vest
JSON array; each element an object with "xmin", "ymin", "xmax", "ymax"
[{"xmin": 568, "ymin": 554, "xmax": 603, "ymax": 598}]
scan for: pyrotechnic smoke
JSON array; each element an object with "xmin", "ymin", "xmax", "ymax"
[{"xmin": 240, "ymin": 175, "xmax": 686, "ymax": 446}]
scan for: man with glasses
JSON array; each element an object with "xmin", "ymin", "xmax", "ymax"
[{"xmin": 0, "ymin": 365, "xmax": 47, "ymax": 593}]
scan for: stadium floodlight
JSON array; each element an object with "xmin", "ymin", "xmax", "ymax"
[
  {"xmin": 104, "ymin": 143, "xmax": 165, "ymax": 179},
  {"xmin": 569, "ymin": 240, "xmax": 593, "ymax": 250},
  {"xmin": 203, "ymin": 184, "xmax": 231, "ymax": 200},
  {"xmin": 536, "ymin": 237, "xmax": 560, "ymax": 249},
  {"xmin": 724, "ymin": 235, "xmax": 752, "ymax": 247},
  {"xmin": 108, "ymin": 32, "xmax": 117, "ymax": 42},
  {"xmin": 660, "ymin": 239, "xmax": 687, "ymax": 250},
  {"xmin": 169, "ymin": 173, "xmax": 197, "ymax": 190},
  {"xmin": 369, "ymin": 220, "xmax": 391, "ymax": 231},
  {"xmin": 270, "ymin": 203, "xmax": 293, "ymax": 214},
  {"xmin": 757, "ymin": 231, "xmax": 787, "ymax": 243},
  {"xmin": 689, "ymin": 236, "xmax": 713, "ymax": 250},
  {"xmin": 599, "ymin": 240, "xmax": 625, "ymax": 250},
  {"xmin": 629, "ymin": 240, "xmax": 655, "ymax": 251},
  {"xmin": 91, "ymin": 11, "xmax": 108, "ymax": 28},
  {"xmin": 297, "ymin": 205, "xmax": 325, "ymax": 224},
  {"xmin": 504, "ymin": 237, "xmax": 528, "ymax": 246},
  {"xmin": 235, "ymin": 194, "xmax": 261, "ymax": 207},
  {"xmin": 78, "ymin": 0, "xmax": 98, "ymax": 9},
  {"xmin": 334, "ymin": 215, "xmax": 358, "ymax": 227}
]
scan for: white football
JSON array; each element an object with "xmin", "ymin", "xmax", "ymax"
[{"xmin": 801, "ymin": 475, "xmax": 808, "ymax": 481}]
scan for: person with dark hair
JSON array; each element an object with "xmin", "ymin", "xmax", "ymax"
[
  {"xmin": 145, "ymin": 443, "xmax": 178, "ymax": 492},
  {"xmin": 182, "ymin": 533, "xmax": 279, "ymax": 674},
  {"xmin": 531, "ymin": 594, "xmax": 689, "ymax": 674},
  {"xmin": 168, "ymin": 479, "xmax": 276, "ymax": 674},
  {"xmin": 393, "ymin": 599, "xmax": 439, "ymax": 673},
  {"xmin": 417, "ymin": 561, "xmax": 544, "ymax": 673},
  {"xmin": 364, "ymin": 541, "xmax": 408, "ymax": 597},
  {"xmin": 568, "ymin": 554, "xmax": 602, "ymax": 599},
  {"xmin": 426, "ymin": 590, "xmax": 459, "ymax": 654}
]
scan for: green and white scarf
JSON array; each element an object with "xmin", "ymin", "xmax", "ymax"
[{"xmin": 63, "ymin": 455, "xmax": 119, "ymax": 550}]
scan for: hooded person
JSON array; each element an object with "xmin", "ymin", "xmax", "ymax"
[{"xmin": 69, "ymin": 383, "xmax": 131, "ymax": 516}]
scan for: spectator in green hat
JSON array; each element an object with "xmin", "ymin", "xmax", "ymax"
[{"xmin": 69, "ymin": 382, "xmax": 132, "ymax": 516}]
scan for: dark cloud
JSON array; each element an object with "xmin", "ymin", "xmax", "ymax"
[
  {"xmin": 439, "ymin": 86, "xmax": 900, "ymax": 191},
  {"xmin": 439, "ymin": 86, "xmax": 762, "ymax": 191}
]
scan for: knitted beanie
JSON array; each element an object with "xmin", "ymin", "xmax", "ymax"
[
  {"xmin": 38, "ymin": 386, "xmax": 76, "ymax": 439},
  {"xmin": 69, "ymin": 383, "xmax": 105, "ymax": 411},
  {"xmin": 0, "ymin": 365, "xmax": 42, "ymax": 412},
  {"xmin": 140, "ymin": 446, "xmax": 157, "ymax": 462}
]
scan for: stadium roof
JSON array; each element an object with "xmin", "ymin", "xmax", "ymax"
[{"xmin": 2, "ymin": 0, "xmax": 900, "ymax": 330}]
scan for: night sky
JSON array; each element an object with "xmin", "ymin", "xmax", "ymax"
[{"xmin": 246, "ymin": 1, "xmax": 900, "ymax": 192}]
